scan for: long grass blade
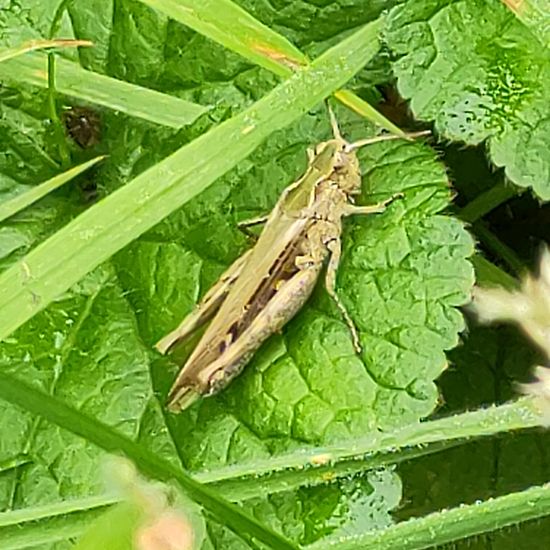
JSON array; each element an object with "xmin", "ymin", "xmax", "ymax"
[
  {"xmin": 0, "ymin": 157, "xmax": 105, "ymax": 223},
  {"xmin": 309, "ymin": 483, "xmax": 550, "ymax": 549},
  {"xmin": 138, "ymin": 0, "xmax": 403, "ymax": 134},
  {"xmin": 0, "ymin": 54, "xmax": 207, "ymax": 128}
]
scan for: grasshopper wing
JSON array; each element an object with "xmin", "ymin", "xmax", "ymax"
[{"xmin": 156, "ymin": 249, "xmax": 252, "ymax": 354}]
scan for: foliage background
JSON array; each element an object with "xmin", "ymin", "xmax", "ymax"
[{"xmin": 0, "ymin": 0, "xmax": 549, "ymax": 548}]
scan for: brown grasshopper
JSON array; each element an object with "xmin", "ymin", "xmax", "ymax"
[{"xmin": 156, "ymin": 109, "xmax": 429, "ymax": 412}]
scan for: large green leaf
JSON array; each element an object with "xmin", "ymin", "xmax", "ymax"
[
  {"xmin": 118, "ymin": 104, "xmax": 473, "ymax": 468},
  {"xmin": 386, "ymin": 0, "xmax": 550, "ymax": 199},
  {"xmin": 0, "ymin": 19, "xmax": 384, "ymax": 340}
]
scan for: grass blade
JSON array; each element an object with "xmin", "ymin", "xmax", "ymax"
[
  {"xmin": 310, "ymin": 483, "xmax": 550, "ymax": 549},
  {"xmin": 0, "ymin": 455, "xmax": 32, "ymax": 475},
  {"xmin": 0, "ymin": 371, "xmax": 297, "ymax": 549},
  {"xmin": 0, "ymin": 39, "xmax": 91, "ymax": 63},
  {"xmin": 333, "ymin": 88, "xmax": 405, "ymax": 136},
  {"xmin": 0, "ymin": 156, "xmax": 105, "ymax": 223},
  {"xmin": 1, "ymin": 512, "xmax": 106, "ymax": 550},
  {"xmin": 138, "ymin": 0, "xmax": 403, "ymax": 134},
  {"xmin": 0, "ymin": 54, "xmax": 207, "ymax": 128},
  {"xmin": 196, "ymin": 398, "xmax": 542, "ymax": 499},
  {"xmin": 139, "ymin": 0, "xmax": 306, "ymax": 77},
  {"xmin": 500, "ymin": 0, "xmax": 550, "ymax": 46},
  {"xmin": 0, "ymin": 18, "xmax": 383, "ymax": 340},
  {"xmin": 0, "ymin": 397, "xmax": 541, "ymax": 544}
]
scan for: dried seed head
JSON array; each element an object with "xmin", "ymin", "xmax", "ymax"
[
  {"xmin": 472, "ymin": 248, "xmax": 550, "ymax": 427},
  {"xmin": 472, "ymin": 247, "xmax": 550, "ymax": 358}
]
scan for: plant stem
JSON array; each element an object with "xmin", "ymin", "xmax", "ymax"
[
  {"xmin": 470, "ymin": 253, "xmax": 519, "ymax": 290},
  {"xmin": 0, "ymin": 495, "xmax": 118, "ymax": 527},
  {"xmin": 47, "ymin": 53, "xmax": 71, "ymax": 168},
  {"xmin": 456, "ymin": 181, "xmax": 526, "ymax": 276},
  {"xmin": 0, "ymin": 156, "xmax": 104, "ymax": 222},
  {"xmin": 194, "ymin": 398, "xmax": 542, "ymax": 495},
  {"xmin": 473, "ymin": 221, "xmax": 525, "ymax": 275},
  {"xmin": 0, "ymin": 454, "xmax": 32, "ymax": 474},
  {"xmin": 207, "ymin": 441, "xmax": 462, "ymax": 501},
  {"xmin": 49, "ymin": 0, "xmax": 72, "ymax": 39},
  {"xmin": 458, "ymin": 180, "xmax": 522, "ymax": 223}
]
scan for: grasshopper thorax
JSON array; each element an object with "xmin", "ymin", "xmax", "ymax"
[{"xmin": 315, "ymin": 138, "xmax": 362, "ymax": 196}]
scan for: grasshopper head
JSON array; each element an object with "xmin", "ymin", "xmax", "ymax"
[
  {"xmin": 325, "ymin": 107, "xmax": 363, "ymax": 195},
  {"xmin": 331, "ymin": 139, "xmax": 363, "ymax": 195},
  {"xmin": 312, "ymin": 137, "xmax": 362, "ymax": 195}
]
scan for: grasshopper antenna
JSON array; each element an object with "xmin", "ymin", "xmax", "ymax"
[
  {"xmin": 346, "ymin": 130, "xmax": 431, "ymax": 152},
  {"xmin": 327, "ymin": 103, "xmax": 343, "ymax": 140}
]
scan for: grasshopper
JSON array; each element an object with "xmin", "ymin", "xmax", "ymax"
[{"xmin": 156, "ymin": 108, "xmax": 428, "ymax": 412}]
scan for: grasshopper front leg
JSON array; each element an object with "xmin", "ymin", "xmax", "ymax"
[{"xmin": 156, "ymin": 249, "xmax": 252, "ymax": 354}]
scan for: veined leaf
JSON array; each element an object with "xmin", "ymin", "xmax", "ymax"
[
  {"xmin": 0, "ymin": 19, "xmax": 384, "ymax": 341},
  {"xmin": 386, "ymin": 0, "xmax": 550, "ymax": 199},
  {"xmin": 4, "ymin": 0, "xmax": 542, "ymax": 547}
]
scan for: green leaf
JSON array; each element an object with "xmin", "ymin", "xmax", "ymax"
[
  {"xmin": 1, "ymin": 1, "xmax": 522, "ymax": 547},
  {"xmin": 245, "ymin": 470, "xmax": 401, "ymax": 546},
  {"xmin": 0, "ymin": 266, "xmax": 176, "ymax": 502},
  {"xmin": 386, "ymin": 0, "xmax": 550, "ymax": 199},
  {"xmin": 0, "ymin": 18, "xmax": 395, "ymax": 547},
  {"xmin": 109, "ymin": 99, "xmax": 475, "ymax": 541},
  {"xmin": 137, "ymin": 117, "xmax": 473, "ymax": 472}
]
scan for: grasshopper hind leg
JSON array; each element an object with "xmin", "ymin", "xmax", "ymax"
[{"xmin": 325, "ymin": 236, "xmax": 362, "ymax": 353}]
